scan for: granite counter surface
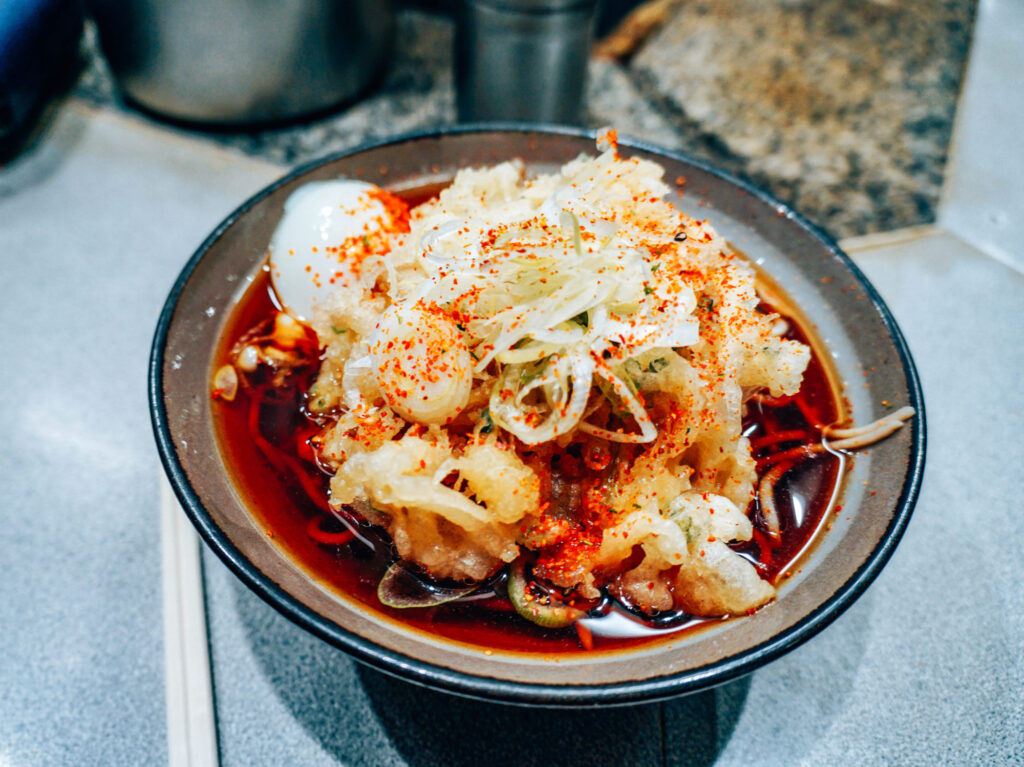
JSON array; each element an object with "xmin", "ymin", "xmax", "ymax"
[{"xmin": 74, "ymin": 0, "xmax": 976, "ymax": 240}]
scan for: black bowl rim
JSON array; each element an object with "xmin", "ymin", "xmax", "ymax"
[{"xmin": 149, "ymin": 123, "xmax": 926, "ymax": 707}]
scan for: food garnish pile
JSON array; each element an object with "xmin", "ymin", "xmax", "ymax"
[{"xmin": 215, "ymin": 131, "xmax": 913, "ymax": 640}]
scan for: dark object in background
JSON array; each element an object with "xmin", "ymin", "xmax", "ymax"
[
  {"xmin": 404, "ymin": 0, "xmax": 637, "ymax": 36},
  {"xmin": 87, "ymin": 0, "xmax": 394, "ymax": 127},
  {"xmin": 594, "ymin": 0, "xmax": 645, "ymax": 35},
  {"xmin": 0, "ymin": 0, "xmax": 83, "ymax": 160},
  {"xmin": 455, "ymin": 0, "xmax": 599, "ymax": 125}
]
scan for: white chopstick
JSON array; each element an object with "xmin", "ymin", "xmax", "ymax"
[{"xmin": 161, "ymin": 479, "xmax": 220, "ymax": 767}]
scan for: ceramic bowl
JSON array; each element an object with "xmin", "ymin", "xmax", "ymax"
[{"xmin": 149, "ymin": 127, "xmax": 925, "ymax": 706}]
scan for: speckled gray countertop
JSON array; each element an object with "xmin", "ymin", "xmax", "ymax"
[
  {"xmin": 3, "ymin": 2, "xmax": 1021, "ymax": 765},
  {"xmin": 74, "ymin": 0, "xmax": 975, "ymax": 240}
]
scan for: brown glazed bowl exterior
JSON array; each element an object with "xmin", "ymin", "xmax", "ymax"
[{"xmin": 150, "ymin": 126, "xmax": 925, "ymax": 706}]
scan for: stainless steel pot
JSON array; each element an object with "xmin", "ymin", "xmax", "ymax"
[
  {"xmin": 88, "ymin": 0, "xmax": 394, "ymax": 126},
  {"xmin": 455, "ymin": 0, "xmax": 598, "ymax": 125}
]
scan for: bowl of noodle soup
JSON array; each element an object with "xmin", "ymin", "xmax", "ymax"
[{"xmin": 150, "ymin": 127, "xmax": 924, "ymax": 705}]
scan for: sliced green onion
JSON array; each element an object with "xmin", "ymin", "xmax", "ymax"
[
  {"xmin": 377, "ymin": 562, "xmax": 479, "ymax": 609},
  {"xmin": 506, "ymin": 559, "xmax": 584, "ymax": 629},
  {"xmin": 560, "ymin": 210, "xmax": 583, "ymax": 256},
  {"xmin": 479, "ymin": 408, "xmax": 494, "ymax": 434}
]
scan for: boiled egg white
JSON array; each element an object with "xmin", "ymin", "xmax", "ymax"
[{"xmin": 268, "ymin": 180, "xmax": 403, "ymax": 321}]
